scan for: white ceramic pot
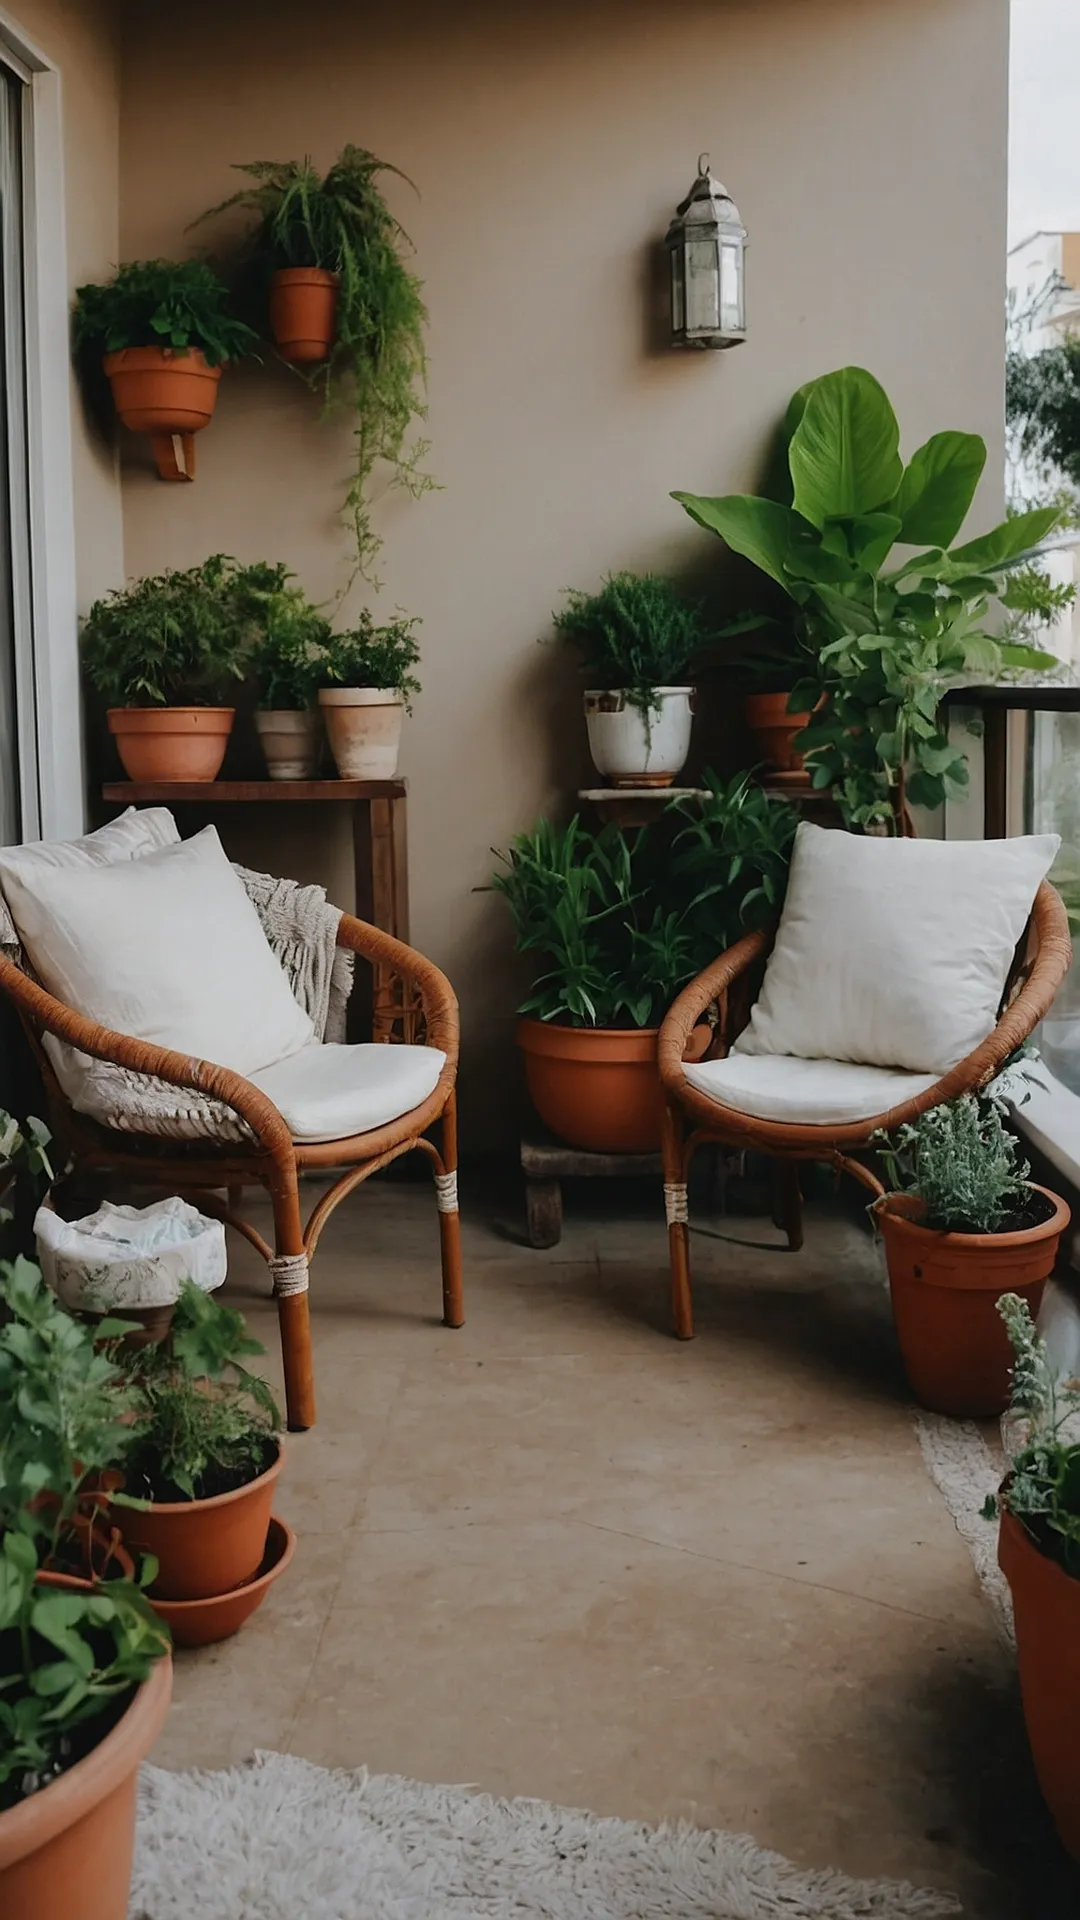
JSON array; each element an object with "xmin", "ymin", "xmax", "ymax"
[
  {"xmin": 318, "ymin": 687, "xmax": 404, "ymax": 779},
  {"xmin": 583, "ymin": 686, "xmax": 694, "ymax": 788},
  {"xmin": 255, "ymin": 708, "xmax": 322, "ymax": 781}
]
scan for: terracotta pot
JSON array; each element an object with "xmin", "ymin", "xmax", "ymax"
[
  {"xmin": 318, "ymin": 688, "xmax": 403, "ymax": 779},
  {"xmin": 107, "ymin": 707, "xmax": 234, "ymax": 783},
  {"xmin": 269, "ymin": 267, "xmax": 340, "ymax": 364},
  {"xmin": 255, "ymin": 707, "xmax": 322, "ymax": 780},
  {"xmin": 150, "ymin": 1515, "xmax": 296, "ymax": 1648},
  {"xmin": 0, "ymin": 1654, "xmax": 171, "ymax": 1920},
  {"xmin": 116, "ymin": 1444, "xmax": 282, "ymax": 1602},
  {"xmin": 999, "ymin": 1504, "xmax": 1080, "ymax": 1861},
  {"xmin": 102, "ymin": 347, "xmax": 221, "ymax": 436},
  {"xmin": 744, "ymin": 691, "xmax": 810, "ymax": 773},
  {"xmin": 876, "ymin": 1186, "xmax": 1069, "ymax": 1417},
  {"xmin": 517, "ymin": 1018, "xmax": 710, "ymax": 1154},
  {"xmin": 583, "ymin": 687, "xmax": 694, "ymax": 789}
]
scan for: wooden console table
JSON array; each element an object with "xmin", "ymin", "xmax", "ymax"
[{"xmin": 102, "ymin": 779, "xmax": 409, "ymax": 1037}]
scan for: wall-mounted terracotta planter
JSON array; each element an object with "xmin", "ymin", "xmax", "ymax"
[
  {"xmin": 319, "ymin": 687, "xmax": 403, "ymax": 778},
  {"xmin": 102, "ymin": 346, "xmax": 222, "ymax": 482},
  {"xmin": 875, "ymin": 1186, "xmax": 1069, "ymax": 1417},
  {"xmin": 517, "ymin": 1018, "xmax": 710, "ymax": 1154},
  {"xmin": 0, "ymin": 1651, "xmax": 171, "ymax": 1920},
  {"xmin": 116, "ymin": 1443, "xmax": 282, "ymax": 1603},
  {"xmin": 107, "ymin": 707, "xmax": 234, "ymax": 783},
  {"xmin": 269, "ymin": 267, "xmax": 340, "ymax": 364},
  {"xmin": 744, "ymin": 691, "xmax": 810, "ymax": 775},
  {"xmin": 998, "ymin": 1504, "xmax": 1080, "ymax": 1862},
  {"xmin": 255, "ymin": 708, "xmax": 322, "ymax": 780}
]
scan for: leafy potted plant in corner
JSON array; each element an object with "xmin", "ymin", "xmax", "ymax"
[
  {"xmin": 80, "ymin": 553, "xmax": 254, "ymax": 783},
  {"xmin": 553, "ymin": 572, "xmax": 714, "ymax": 789},
  {"xmin": 237, "ymin": 563, "xmax": 331, "ymax": 779},
  {"xmin": 674, "ymin": 366, "xmax": 1060, "ymax": 831},
  {"xmin": 874, "ymin": 1094, "xmax": 1069, "ymax": 1417},
  {"xmin": 106, "ymin": 1281, "xmax": 292, "ymax": 1649},
  {"xmin": 986, "ymin": 1293, "xmax": 1080, "ymax": 1863},
  {"xmin": 316, "ymin": 611, "xmax": 421, "ymax": 779},
  {"xmin": 73, "ymin": 259, "xmax": 257, "ymax": 482},
  {"xmin": 0, "ymin": 1258, "xmax": 172, "ymax": 1920},
  {"xmin": 493, "ymin": 774, "xmax": 796, "ymax": 1152},
  {"xmin": 194, "ymin": 146, "xmax": 432, "ymax": 579}
]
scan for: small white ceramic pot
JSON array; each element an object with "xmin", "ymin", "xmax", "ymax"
[
  {"xmin": 318, "ymin": 687, "xmax": 404, "ymax": 779},
  {"xmin": 255, "ymin": 708, "xmax": 322, "ymax": 781},
  {"xmin": 583, "ymin": 686, "xmax": 694, "ymax": 788}
]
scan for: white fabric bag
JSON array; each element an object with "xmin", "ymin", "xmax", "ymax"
[{"xmin": 35, "ymin": 1195, "xmax": 227, "ymax": 1312}]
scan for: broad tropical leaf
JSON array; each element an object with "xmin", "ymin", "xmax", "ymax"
[
  {"xmin": 891, "ymin": 432, "xmax": 986, "ymax": 548},
  {"xmin": 949, "ymin": 505, "xmax": 1062, "ymax": 574},
  {"xmin": 788, "ymin": 368, "xmax": 903, "ymax": 527},
  {"xmin": 671, "ymin": 492, "xmax": 799, "ymax": 591}
]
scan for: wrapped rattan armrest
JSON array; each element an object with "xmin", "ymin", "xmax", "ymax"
[{"xmin": 334, "ymin": 913, "xmax": 460, "ymax": 1064}]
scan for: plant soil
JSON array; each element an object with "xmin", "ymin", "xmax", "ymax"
[
  {"xmin": 0, "ymin": 1636, "xmax": 133, "ymax": 1812},
  {"xmin": 120, "ymin": 1432, "xmax": 278, "ymax": 1506}
]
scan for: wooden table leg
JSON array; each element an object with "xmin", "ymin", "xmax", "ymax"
[
  {"xmin": 353, "ymin": 795, "xmax": 410, "ymax": 1041},
  {"xmin": 525, "ymin": 1177, "xmax": 562, "ymax": 1248},
  {"xmin": 983, "ymin": 705, "xmax": 1009, "ymax": 840}
]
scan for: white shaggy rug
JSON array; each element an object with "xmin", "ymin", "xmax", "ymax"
[
  {"xmin": 913, "ymin": 1411, "xmax": 1014, "ymax": 1648},
  {"xmin": 130, "ymin": 1751, "xmax": 960, "ymax": 1919}
]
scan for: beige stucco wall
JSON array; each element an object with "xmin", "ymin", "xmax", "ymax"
[
  {"xmin": 5, "ymin": 0, "xmax": 123, "ymax": 609},
  {"xmin": 116, "ymin": 0, "xmax": 1010, "ymax": 1147}
]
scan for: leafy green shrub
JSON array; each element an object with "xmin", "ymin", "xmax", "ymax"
[
  {"xmin": 983, "ymin": 1293, "xmax": 1080, "ymax": 1578},
  {"xmin": 0, "ymin": 1259, "xmax": 169, "ymax": 1811},
  {"xmin": 238, "ymin": 564, "xmax": 332, "ymax": 709},
  {"xmin": 492, "ymin": 772, "xmax": 797, "ymax": 1027},
  {"xmin": 195, "ymin": 147, "xmax": 432, "ymax": 580},
  {"xmin": 316, "ymin": 611, "xmax": 422, "ymax": 710},
  {"xmin": 81, "ymin": 553, "xmax": 264, "ymax": 706},
  {"xmin": 115, "ymin": 1281, "xmax": 281, "ymax": 1504},
  {"xmin": 876, "ymin": 1094, "xmax": 1033, "ymax": 1234},
  {"xmin": 552, "ymin": 573, "xmax": 713, "ymax": 717},
  {"xmin": 675, "ymin": 366, "xmax": 1060, "ymax": 830},
  {"xmin": 73, "ymin": 258, "xmax": 257, "ymax": 366}
]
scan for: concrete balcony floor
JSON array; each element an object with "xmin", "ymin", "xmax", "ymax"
[{"xmin": 151, "ymin": 1171, "xmax": 1080, "ymax": 1918}]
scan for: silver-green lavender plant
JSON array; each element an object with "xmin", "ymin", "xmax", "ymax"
[
  {"xmin": 875, "ymin": 1094, "xmax": 1030, "ymax": 1233},
  {"xmin": 983, "ymin": 1293, "xmax": 1080, "ymax": 1577}
]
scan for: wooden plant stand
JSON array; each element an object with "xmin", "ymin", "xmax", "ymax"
[{"xmin": 520, "ymin": 1124, "xmax": 663, "ymax": 1248}]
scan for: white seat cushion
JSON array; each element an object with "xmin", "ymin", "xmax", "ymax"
[
  {"xmin": 0, "ymin": 825, "xmax": 314, "ymax": 1096},
  {"xmin": 735, "ymin": 823, "xmax": 1060, "ymax": 1074},
  {"xmin": 250, "ymin": 1042, "xmax": 446, "ymax": 1143},
  {"xmin": 683, "ymin": 1053, "xmax": 939, "ymax": 1126}
]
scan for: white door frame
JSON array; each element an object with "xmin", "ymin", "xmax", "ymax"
[{"xmin": 0, "ymin": 9, "xmax": 82, "ymax": 841}]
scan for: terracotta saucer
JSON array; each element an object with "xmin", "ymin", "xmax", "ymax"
[{"xmin": 151, "ymin": 1515, "xmax": 296, "ymax": 1649}]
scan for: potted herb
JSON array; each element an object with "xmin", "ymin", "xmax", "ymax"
[
  {"xmin": 553, "ymin": 572, "xmax": 713, "ymax": 789},
  {"xmin": 73, "ymin": 259, "xmax": 257, "ymax": 482},
  {"xmin": 108, "ymin": 1281, "xmax": 289, "ymax": 1648},
  {"xmin": 987, "ymin": 1293, "xmax": 1080, "ymax": 1863},
  {"xmin": 493, "ymin": 774, "xmax": 796, "ymax": 1151},
  {"xmin": 874, "ymin": 1095, "xmax": 1069, "ymax": 1416},
  {"xmin": 316, "ymin": 611, "xmax": 421, "ymax": 779},
  {"xmin": 236, "ymin": 563, "xmax": 331, "ymax": 779},
  {"xmin": 0, "ymin": 1259, "xmax": 172, "ymax": 1920},
  {"xmin": 195, "ymin": 146, "xmax": 432, "ymax": 577},
  {"xmin": 674, "ymin": 366, "xmax": 1060, "ymax": 830},
  {"xmin": 80, "ymin": 553, "xmax": 256, "ymax": 782}
]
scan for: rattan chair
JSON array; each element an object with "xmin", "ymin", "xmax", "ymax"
[
  {"xmin": 0, "ymin": 914, "xmax": 461, "ymax": 1430},
  {"xmin": 656, "ymin": 880, "xmax": 1072, "ymax": 1340}
]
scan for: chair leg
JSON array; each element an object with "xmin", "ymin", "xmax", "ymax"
[
  {"xmin": 772, "ymin": 1160, "xmax": 804, "ymax": 1253},
  {"xmin": 436, "ymin": 1092, "xmax": 464, "ymax": 1329},
  {"xmin": 269, "ymin": 1170, "xmax": 316, "ymax": 1432},
  {"xmin": 661, "ymin": 1100, "xmax": 693, "ymax": 1340}
]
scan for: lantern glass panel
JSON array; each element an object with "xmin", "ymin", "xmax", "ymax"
[
  {"xmin": 686, "ymin": 234, "xmax": 720, "ymax": 335},
  {"xmin": 720, "ymin": 240, "xmax": 744, "ymax": 334},
  {"xmin": 670, "ymin": 247, "xmax": 686, "ymax": 336}
]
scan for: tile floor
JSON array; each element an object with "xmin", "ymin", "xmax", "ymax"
[{"xmin": 152, "ymin": 1168, "xmax": 1079, "ymax": 1918}]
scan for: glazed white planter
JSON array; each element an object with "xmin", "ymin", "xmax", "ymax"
[
  {"xmin": 255, "ymin": 708, "xmax": 322, "ymax": 781},
  {"xmin": 318, "ymin": 687, "xmax": 404, "ymax": 779},
  {"xmin": 583, "ymin": 686, "xmax": 694, "ymax": 788}
]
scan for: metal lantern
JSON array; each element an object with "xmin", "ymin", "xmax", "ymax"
[{"xmin": 666, "ymin": 154, "xmax": 747, "ymax": 349}]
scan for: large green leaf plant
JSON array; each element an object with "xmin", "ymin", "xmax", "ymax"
[{"xmin": 674, "ymin": 367, "xmax": 1061, "ymax": 829}]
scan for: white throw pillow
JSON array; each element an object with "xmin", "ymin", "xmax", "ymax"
[
  {"xmin": 0, "ymin": 806, "xmax": 179, "ymax": 945},
  {"xmin": 1, "ymin": 825, "xmax": 314, "ymax": 1083},
  {"xmin": 734, "ymin": 823, "xmax": 1060, "ymax": 1074}
]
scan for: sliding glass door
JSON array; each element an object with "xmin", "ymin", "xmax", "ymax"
[{"xmin": 0, "ymin": 56, "xmax": 36, "ymax": 847}]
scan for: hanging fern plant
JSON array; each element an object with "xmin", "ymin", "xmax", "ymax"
[{"xmin": 195, "ymin": 147, "xmax": 433, "ymax": 582}]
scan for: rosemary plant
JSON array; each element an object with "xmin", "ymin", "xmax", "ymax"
[
  {"xmin": 984, "ymin": 1293, "xmax": 1080, "ymax": 1579},
  {"xmin": 552, "ymin": 572, "xmax": 713, "ymax": 720}
]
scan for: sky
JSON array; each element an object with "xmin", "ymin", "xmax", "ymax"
[{"xmin": 1010, "ymin": 0, "xmax": 1080, "ymax": 245}]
